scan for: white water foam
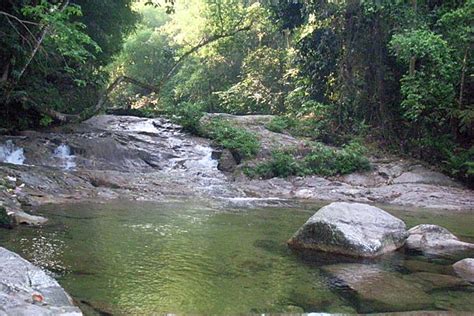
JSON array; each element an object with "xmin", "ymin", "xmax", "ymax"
[
  {"xmin": 185, "ymin": 145, "xmax": 218, "ymax": 170},
  {"xmin": 0, "ymin": 140, "xmax": 25, "ymax": 165},
  {"xmin": 54, "ymin": 144, "xmax": 76, "ymax": 170}
]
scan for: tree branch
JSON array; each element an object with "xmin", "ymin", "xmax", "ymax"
[{"xmin": 94, "ymin": 22, "xmax": 252, "ymax": 113}]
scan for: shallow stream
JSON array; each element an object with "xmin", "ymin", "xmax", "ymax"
[{"xmin": 1, "ymin": 200, "xmax": 473, "ymax": 315}]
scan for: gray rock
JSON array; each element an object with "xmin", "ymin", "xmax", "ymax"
[
  {"xmin": 393, "ymin": 166, "xmax": 461, "ymax": 188},
  {"xmin": 0, "ymin": 247, "xmax": 82, "ymax": 315},
  {"xmin": 287, "ymin": 202, "xmax": 407, "ymax": 257},
  {"xmin": 453, "ymin": 258, "xmax": 474, "ymax": 283},
  {"xmin": 406, "ymin": 224, "xmax": 474, "ymax": 256},
  {"xmin": 217, "ymin": 149, "xmax": 237, "ymax": 172},
  {"xmin": 11, "ymin": 210, "xmax": 48, "ymax": 226},
  {"xmin": 322, "ymin": 264, "xmax": 432, "ymax": 312},
  {"xmin": 403, "ymin": 272, "xmax": 469, "ymax": 291}
]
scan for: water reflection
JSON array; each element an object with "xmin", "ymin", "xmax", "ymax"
[{"xmin": 0, "ymin": 200, "xmax": 473, "ymax": 314}]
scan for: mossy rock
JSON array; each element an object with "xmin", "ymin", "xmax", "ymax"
[{"xmin": 0, "ymin": 206, "xmax": 13, "ymax": 229}]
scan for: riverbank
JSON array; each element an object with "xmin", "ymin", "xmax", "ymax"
[{"xmin": 0, "ymin": 114, "xmax": 472, "ymax": 226}]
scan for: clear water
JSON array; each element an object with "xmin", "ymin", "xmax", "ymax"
[{"xmin": 1, "ymin": 200, "xmax": 473, "ymax": 315}]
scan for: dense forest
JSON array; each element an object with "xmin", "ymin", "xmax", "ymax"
[{"xmin": 0, "ymin": 0, "xmax": 473, "ymax": 184}]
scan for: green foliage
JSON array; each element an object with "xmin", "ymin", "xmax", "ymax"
[
  {"xmin": 265, "ymin": 116, "xmax": 295, "ymax": 133},
  {"xmin": 39, "ymin": 115, "xmax": 53, "ymax": 127},
  {"xmin": 390, "ymin": 29, "xmax": 456, "ymax": 123},
  {"xmin": 216, "ymin": 46, "xmax": 290, "ymax": 114},
  {"xmin": 244, "ymin": 150, "xmax": 303, "ymax": 179},
  {"xmin": 0, "ymin": 206, "xmax": 13, "ymax": 229},
  {"xmin": 168, "ymin": 101, "xmax": 205, "ymax": 134},
  {"xmin": 443, "ymin": 146, "xmax": 474, "ymax": 187},
  {"xmin": 304, "ymin": 142, "xmax": 370, "ymax": 177},
  {"xmin": 246, "ymin": 141, "xmax": 370, "ymax": 179},
  {"xmin": 0, "ymin": 0, "xmax": 137, "ymax": 128},
  {"xmin": 202, "ymin": 119, "xmax": 260, "ymax": 159}
]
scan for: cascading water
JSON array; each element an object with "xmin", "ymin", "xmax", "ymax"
[
  {"xmin": 0, "ymin": 140, "xmax": 25, "ymax": 165},
  {"xmin": 185, "ymin": 144, "xmax": 218, "ymax": 170},
  {"xmin": 54, "ymin": 144, "xmax": 76, "ymax": 171}
]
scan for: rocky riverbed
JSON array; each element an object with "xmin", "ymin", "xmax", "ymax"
[
  {"xmin": 0, "ymin": 115, "xmax": 473, "ymax": 314},
  {"xmin": 0, "ymin": 114, "xmax": 473, "ymax": 226}
]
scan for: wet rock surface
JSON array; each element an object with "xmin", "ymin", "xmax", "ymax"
[
  {"xmin": 0, "ymin": 114, "xmax": 472, "ymax": 221},
  {"xmin": 453, "ymin": 258, "xmax": 474, "ymax": 283},
  {"xmin": 322, "ymin": 264, "xmax": 433, "ymax": 312},
  {"xmin": 406, "ymin": 224, "xmax": 474, "ymax": 256},
  {"xmin": 288, "ymin": 202, "xmax": 407, "ymax": 257},
  {"xmin": 403, "ymin": 272, "xmax": 469, "ymax": 291},
  {"xmin": 0, "ymin": 247, "xmax": 82, "ymax": 315}
]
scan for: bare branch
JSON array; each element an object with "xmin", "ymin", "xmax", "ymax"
[{"xmin": 0, "ymin": 11, "xmax": 40, "ymax": 26}]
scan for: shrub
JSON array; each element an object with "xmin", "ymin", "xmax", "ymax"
[
  {"xmin": 246, "ymin": 141, "xmax": 370, "ymax": 179},
  {"xmin": 244, "ymin": 150, "xmax": 304, "ymax": 178},
  {"xmin": 168, "ymin": 101, "xmax": 205, "ymax": 134},
  {"xmin": 443, "ymin": 146, "xmax": 474, "ymax": 187},
  {"xmin": 265, "ymin": 116, "xmax": 296, "ymax": 133},
  {"xmin": 202, "ymin": 119, "xmax": 260, "ymax": 159}
]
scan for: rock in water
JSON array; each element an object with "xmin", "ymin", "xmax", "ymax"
[
  {"xmin": 453, "ymin": 258, "xmax": 474, "ymax": 283},
  {"xmin": 287, "ymin": 202, "xmax": 407, "ymax": 257},
  {"xmin": 406, "ymin": 224, "xmax": 474, "ymax": 256},
  {"xmin": 11, "ymin": 210, "xmax": 48, "ymax": 226},
  {"xmin": 322, "ymin": 264, "xmax": 432, "ymax": 313},
  {"xmin": 217, "ymin": 149, "xmax": 237, "ymax": 172},
  {"xmin": 0, "ymin": 247, "xmax": 82, "ymax": 315}
]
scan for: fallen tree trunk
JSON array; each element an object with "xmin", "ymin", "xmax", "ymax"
[{"xmin": 93, "ymin": 75, "xmax": 161, "ymax": 113}]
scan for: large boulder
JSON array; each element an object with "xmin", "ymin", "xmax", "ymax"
[
  {"xmin": 322, "ymin": 264, "xmax": 432, "ymax": 312},
  {"xmin": 0, "ymin": 247, "xmax": 82, "ymax": 315},
  {"xmin": 406, "ymin": 224, "xmax": 474, "ymax": 256},
  {"xmin": 453, "ymin": 258, "xmax": 474, "ymax": 283},
  {"xmin": 287, "ymin": 202, "xmax": 407, "ymax": 257}
]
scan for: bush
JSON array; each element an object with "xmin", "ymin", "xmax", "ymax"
[
  {"xmin": 443, "ymin": 146, "xmax": 474, "ymax": 187},
  {"xmin": 244, "ymin": 150, "xmax": 304, "ymax": 178},
  {"xmin": 265, "ymin": 116, "xmax": 296, "ymax": 133},
  {"xmin": 202, "ymin": 119, "xmax": 260, "ymax": 159},
  {"xmin": 246, "ymin": 141, "xmax": 370, "ymax": 179},
  {"xmin": 167, "ymin": 101, "xmax": 205, "ymax": 134}
]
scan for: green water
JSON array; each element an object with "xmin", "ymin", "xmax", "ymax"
[{"xmin": 1, "ymin": 200, "xmax": 473, "ymax": 315}]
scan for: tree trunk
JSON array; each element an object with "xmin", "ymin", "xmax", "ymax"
[
  {"xmin": 15, "ymin": 0, "xmax": 70, "ymax": 85},
  {"xmin": 458, "ymin": 47, "xmax": 469, "ymax": 108}
]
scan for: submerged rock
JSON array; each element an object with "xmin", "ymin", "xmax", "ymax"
[
  {"xmin": 406, "ymin": 224, "xmax": 474, "ymax": 256},
  {"xmin": 0, "ymin": 247, "xmax": 82, "ymax": 315},
  {"xmin": 453, "ymin": 258, "xmax": 474, "ymax": 283},
  {"xmin": 403, "ymin": 272, "xmax": 469, "ymax": 291},
  {"xmin": 287, "ymin": 202, "xmax": 407, "ymax": 257},
  {"xmin": 322, "ymin": 264, "xmax": 432, "ymax": 312}
]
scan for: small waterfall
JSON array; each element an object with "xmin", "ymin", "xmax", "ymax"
[
  {"xmin": 185, "ymin": 145, "xmax": 218, "ymax": 170},
  {"xmin": 0, "ymin": 140, "xmax": 25, "ymax": 165},
  {"xmin": 54, "ymin": 144, "xmax": 76, "ymax": 171}
]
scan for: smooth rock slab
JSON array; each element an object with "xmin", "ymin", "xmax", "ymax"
[
  {"xmin": 11, "ymin": 210, "xmax": 48, "ymax": 226},
  {"xmin": 322, "ymin": 264, "xmax": 432, "ymax": 313},
  {"xmin": 403, "ymin": 272, "xmax": 469, "ymax": 291},
  {"xmin": 406, "ymin": 224, "xmax": 474, "ymax": 256},
  {"xmin": 453, "ymin": 258, "xmax": 474, "ymax": 283},
  {"xmin": 0, "ymin": 247, "xmax": 82, "ymax": 315},
  {"xmin": 288, "ymin": 202, "xmax": 407, "ymax": 257}
]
